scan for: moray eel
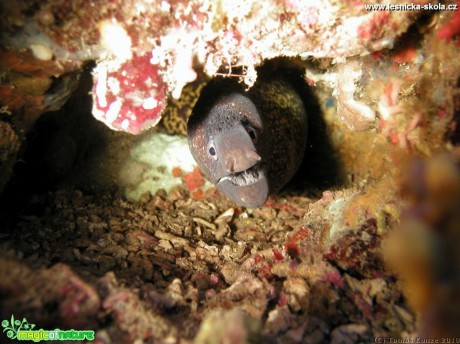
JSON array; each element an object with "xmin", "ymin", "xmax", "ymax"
[{"xmin": 187, "ymin": 73, "xmax": 308, "ymax": 208}]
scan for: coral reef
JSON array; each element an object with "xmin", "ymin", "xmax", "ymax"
[
  {"xmin": 1, "ymin": 0, "xmax": 436, "ymax": 136},
  {"xmin": 0, "ymin": 0, "xmax": 459, "ymax": 343}
]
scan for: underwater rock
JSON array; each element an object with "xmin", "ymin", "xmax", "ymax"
[{"xmin": 0, "ymin": 0, "xmax": 431, "ymax": 136}]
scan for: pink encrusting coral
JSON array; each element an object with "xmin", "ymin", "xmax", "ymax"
[
  {"xmin": 92, "ymin": 54, "xmax": 166, "ymax": 134},
  {"xmin": 88, "ymin": 1, "xmax": 213, "ymax": 134}
]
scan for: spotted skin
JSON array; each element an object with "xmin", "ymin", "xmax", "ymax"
[
  {"xmin": 160, "ymin": 79, "xmax": 207, "ymax": 136},
  {"xmin": 187, "ymin": 73, "xmax": 308, "ymax": 208}
]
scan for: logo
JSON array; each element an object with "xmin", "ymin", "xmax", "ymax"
[{"xmin": 2, "ymin": 315, "xmax": 95, "ymax": 342}]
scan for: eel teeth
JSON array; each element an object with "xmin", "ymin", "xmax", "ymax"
[{"xmin": 220, "ymin": 166, "xmax": 260, "ymax": 186}]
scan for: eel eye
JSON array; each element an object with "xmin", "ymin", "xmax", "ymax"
[
  {"xmin": 207, "ymin": 140, "xmax": 217, "ymax": 160},
  {"xmin": 209, "ymin": 146, "xmax": 216, "ymax": 156},
  {"xmin": 248, "ymin": 128, "xmax": 256, "ymax": 140},
  {"xmin": 244, "ymin": 123, "xmax": 257, "ymax": 141}
]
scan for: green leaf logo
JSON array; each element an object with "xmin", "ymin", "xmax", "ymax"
[{"xmin": 2, "ymin": 315, "xmax": 36, "ymax": 340}]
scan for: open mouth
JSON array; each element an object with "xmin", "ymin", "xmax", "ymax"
[{"xmin": 218, "ymin": 165, "xmax": 261, "ymax": 187}]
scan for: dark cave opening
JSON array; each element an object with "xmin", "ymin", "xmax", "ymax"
[{"xmin": 1, "ymin": 58, "xmax": 344, "ymax": 218}]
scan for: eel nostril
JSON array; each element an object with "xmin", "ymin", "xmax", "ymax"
[{"xmin": 247, "ymin": 150, "xmax": 261, "ymax": 162}]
